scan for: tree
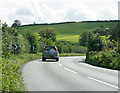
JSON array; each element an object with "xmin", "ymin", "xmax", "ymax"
[
  {"xmin": 92, "ymin": 27, "xmax": 110, "ymax": 36},
  {"xmin": 109, "ymin": 23, "xmax": 120, "ymax": 53},
  {"xmin": 79, "ymin": 31, "xmax": 88, "ymax": 46},
  {"xmin": 12, "ymin": 20, "xmax": 21, "ymax": 27},
  {"xmin": 110, "ymin": 23, "xmax": 120, "ymax": 42},
  {"xmin": 2, "ymin": 23, "xmax": 25, "ymax": 56},
  {"xmin": 25, "ymin": 32, "xmax": 40, "ymax": 53},
  {"xmin": 55, "ymin": 41, "xmax": 63, "ymax": 53},
  {"xmin": 87, "ymin": 30, "xmax": 104, "ymax": 52},
  {"xmin": 118, "ymin": 23, "xmax": 120, "ymax": 54},
  {"xmin": 38, "ymin": 28, "xmax": 56, "ymax": 41}
]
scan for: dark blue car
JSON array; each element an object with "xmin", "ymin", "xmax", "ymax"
[{"xmin": 42, "ymin": 46, "xmax": 59, "ymax": 61}]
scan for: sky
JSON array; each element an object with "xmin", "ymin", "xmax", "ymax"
[{"xmin": 0, "ymin": 0, "xmax": 119, "ymax": 26}]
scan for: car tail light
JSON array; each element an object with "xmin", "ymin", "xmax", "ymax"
[
  {"xmin": 43, "ymin": 48, "xmax": 45, "ymax": 53},
  {"xmin": 55, "ymin": 48, "xmax": 57, "ymax": 53}
]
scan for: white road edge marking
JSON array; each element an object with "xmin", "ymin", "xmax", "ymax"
[
  {"xmin": 64, "ymin": 67, "xmax": 77, "ymax": 74},
  {"xmin": 58, "ymin": 63, "xmax": 62, "ymax": 67},
  {"xmin": 88, "ymin": 77, "xmax": 120, "ymax": 89}
]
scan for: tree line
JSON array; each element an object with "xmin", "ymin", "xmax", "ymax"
[
  {"xmin": 2, "ymin": 22, "xmax": 87, "ymax": 59},
  {"xmin": 2, "ymin": 21, "xmax": 119, "ymax": 70}
]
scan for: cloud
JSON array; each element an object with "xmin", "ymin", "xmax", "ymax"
[
  {"xmin": 16, "ymin": 8, "xmax": 33, "ymax": 16},
  {"xmin": 63, "ymin": 8, "xmax": 87, "ymax": 21},
  {"xmin": 0, "ymin": 0, "xmax": 119, "ymax": 26}
]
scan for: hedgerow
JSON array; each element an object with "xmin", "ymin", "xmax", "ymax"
[
  {"xmin": 86, "ymin": 25, "xmax": 120, "ymax": 70},
  {"xmin": 86, "ymin": 50, "xmax": 119, "ymax": 70}
]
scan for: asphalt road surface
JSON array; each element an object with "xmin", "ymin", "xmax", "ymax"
[{"xmin": 22, "ymin": 56, "xmax": 119, "ymax": 91}]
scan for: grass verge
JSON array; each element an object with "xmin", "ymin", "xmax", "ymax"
[
  {"xmin": 59, "ymin": 53, "xmax": 86, "ymax": 57},
  {"xmin": 2, "ymin": 53, "xmax": 42, "ymax": 91}
]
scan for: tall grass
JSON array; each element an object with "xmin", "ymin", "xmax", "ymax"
[{"xmin": 2, "ymin": 53, "xmax": 42, "ymax": 91}]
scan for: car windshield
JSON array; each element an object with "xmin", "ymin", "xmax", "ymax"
[{"xmin": 45, "ymin": 46, "xmax": 55, "ymax": 50}]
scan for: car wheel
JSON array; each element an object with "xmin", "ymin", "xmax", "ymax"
[
  {"xmin": 42, "ymin": 58, "xmax": 46, "ymax": 61},
  {"xmin": 56, "ymin": 58, "xmax": 59, "ymax": 62}
]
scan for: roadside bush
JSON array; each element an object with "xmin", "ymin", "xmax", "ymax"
[
  {"xmin": 25, "ymin": 32, "xmax": 40, "ymax": 53},
  {"xmin": 72, "ymin": 45, "xmax": 87, "ymax": 53},
  {"xmin": 2, "ymin": 53, "xmax": 42, "ymax": 91},
  {"xmin": 2, "ymin": 58, "xmax": 25, "ymax": 91},
  {"xmin": 110, "ymin": 23, "xmax": 120, "ymax": 41},
  {"xmin": 79, "ymin": 31, "xmax": 88, "ymax": 46},
  {"xmin": 61, "ymin": 44, "xmax": 73, "ymax": 53},
  {"xmin": 85, "ymin": 50, "xmax": 120, "ymax": 70},
  {"xmin": 21, "ymin": 35, "xmax": 30, "ymax": 53},
  {"xmin": 12, "ymin": 35, "xmax": 28, "ymax": 54},
  {"xmin": 92, "ymin": 27, "xmax": 110, "ymax": 36},
  {"xmin": 2, "ymin": 23, "xmax": 28, "ymax": 57},
  {"xmin": 55, "ymin": 41, "xmax": 64, "ymax": 53},
  {"xmin": 86, "ymin": 25, "xmax": 120, "ymax": 70},
  {"xmin": 87, "ymin": 31, "xmax": 105, "ymax": 52}
]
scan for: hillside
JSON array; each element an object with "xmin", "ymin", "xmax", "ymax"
[
  {"xmin": 18, "ymin": 21, "xmax": 118, "ymax": 42},
  {"xmin": 19, "ymin": 21, "xmax": 117, "ymax": 35}
]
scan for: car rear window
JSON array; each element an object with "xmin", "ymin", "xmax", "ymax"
[{"xmin": 45, "ymin": 46, "xmax": 55, "ymax": 50}]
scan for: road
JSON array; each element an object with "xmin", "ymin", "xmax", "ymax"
[{"xmin": 22, "ymin": 56, "xmax": 119, "ymax": 91}]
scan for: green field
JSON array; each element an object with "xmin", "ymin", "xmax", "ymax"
[
  {"xmin": 19, "ymin": 22, "xmax": 117, "ymax": 42},
  {"xmin": 57, "ymin": 35, "xmax": 79, "ymax": 42}
]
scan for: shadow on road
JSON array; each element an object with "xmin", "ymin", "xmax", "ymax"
[{"xmin": 77, "ymin": 59, "xmax": 85, "ymax": 63}]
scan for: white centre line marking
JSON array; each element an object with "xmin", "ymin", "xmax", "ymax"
[
  {"xmin": 88, "ymin": 77, "xmax": 120, "ymax": 89},
  {"xmin": 64, "ymin": 67, "xmax": 77, "ymax": 74}
]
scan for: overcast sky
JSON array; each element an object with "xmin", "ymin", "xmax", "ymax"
[{"xmin": 0, "ymin": 0, "xmax": 119, "ymax": 26}]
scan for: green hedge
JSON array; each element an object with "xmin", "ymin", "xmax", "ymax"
[{"xmin": 85, "ymin": 50, "xmax": 120, "ymax": 70}]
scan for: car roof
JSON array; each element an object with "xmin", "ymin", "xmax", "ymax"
[{"xmin": 45, "ymin": 46, "xmax": 56, "ymax": 47}]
